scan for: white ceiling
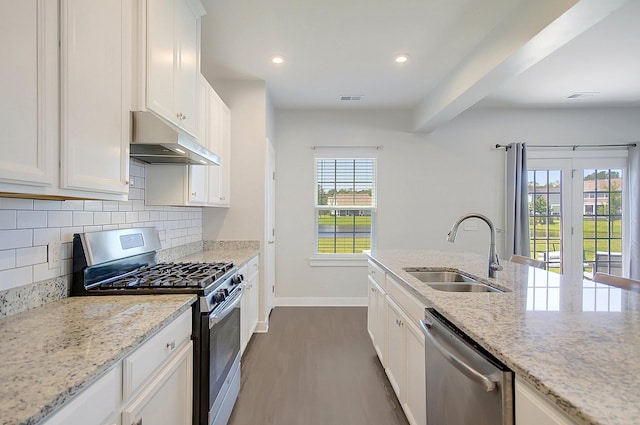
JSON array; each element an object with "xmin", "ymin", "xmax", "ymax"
[
  {"xmin": 200, "ymin": 0, "xmax": 640, "ymax": 128},
  {"xmin": 481, "ymin": 0, "xmax": 640, "ymax": 108}
]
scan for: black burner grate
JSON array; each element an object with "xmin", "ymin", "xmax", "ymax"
[{"xmin": 98, "ymin": 261, "xmax": 234, "ymax": 290}]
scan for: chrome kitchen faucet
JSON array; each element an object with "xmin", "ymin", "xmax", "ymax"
[{"xmin": 447, "ymin": 213, "xmax": 503, "ymax": 278}]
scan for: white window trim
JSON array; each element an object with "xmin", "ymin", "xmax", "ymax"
[{"xmin": 311, "ymin": 151, "xmax": 378, "ymax": 264}]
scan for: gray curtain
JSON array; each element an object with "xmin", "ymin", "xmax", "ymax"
[
  {"xmin": 505, "ymin": 142, "xmax": 530, "ymax": 257},
  {"xmin": 629, "ymin": 145, "xmax": 640, "ymax": 279}
]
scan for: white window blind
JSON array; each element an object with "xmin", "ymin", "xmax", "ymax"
[{"xmin": 314, "ymin": 158, "xmax": 377, "ymax": 254}]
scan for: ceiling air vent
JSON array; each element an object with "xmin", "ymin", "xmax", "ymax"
[
  {"xmin": 567, "ymin": 92, "xmax": 599, "ymax": 99},
  {"xmin": 339, "ymin": 95, "xmax": 363, "ymax": 101}
]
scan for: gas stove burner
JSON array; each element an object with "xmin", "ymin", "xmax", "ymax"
[{"xmin": 96, "ymin": 261, "xmax": 235, "ymax": 291}]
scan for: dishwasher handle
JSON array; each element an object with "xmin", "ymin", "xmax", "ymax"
[{"xmin": 420, "ymin": 319, "xmax": 498, "ymax": 392}]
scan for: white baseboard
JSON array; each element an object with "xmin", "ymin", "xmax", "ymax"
[
  {"xmin": 255, "ymin": 320, "xmax": 269, "ymax": 333},
  {"xmin": 275, "ymin": 297, "xmax": 368, "ymax": 307}
]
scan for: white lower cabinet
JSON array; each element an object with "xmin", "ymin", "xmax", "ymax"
[
  {"xmin": 42, "ymin": 310, "xmax": 192, "ymax": 425},
  {"xmin": 121, "ymin": 341, "xmax": 193, "ymax": 425},
  {"xmin": 515, "ymin": 376, "xmax": 577, "ymax": 425},
  {"xmin": 367, "ymin": 260, "xmax": 426, "ymax": 425},
  {"xmin": 386, "ymin": 298, "xmax": 405, "ymax": 397},
  {"xmin": 241, "ymin": 255, "xmax": 260, "ymax": 353}
]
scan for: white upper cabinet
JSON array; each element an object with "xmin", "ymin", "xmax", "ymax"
[
  {"xmin": 0, "ymin": 0, "xmax": 129, "ymax": 200},
  {"xmin": 135, "ymin": 0, "xmax": 205, "ymax": 138},
  {"xmin": 59, "ymin": 0, "xmax": 130, "ymax": 196},
  {"xmin": 146, "ymin": 75, "xmax": 231, "ymax": 207},
  {"xmin": 0, "ymin": 0, "xmax": 57, "ymax": 188},
  {"xmin": 206, "ymin": 88, "xmax": 231, "ymax": 207}
]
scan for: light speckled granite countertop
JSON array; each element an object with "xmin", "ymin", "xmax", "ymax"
[
  {"xmin": 367, "ymin": 249, "xmax": 640, "ymax": 425},
  {"xmin": 0, "ymin": 294, "xmax": 196, "ymax": 425}
]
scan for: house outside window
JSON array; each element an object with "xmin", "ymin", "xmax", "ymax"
[{"xmin": 314, "ymin": 157, "xmax": 377, "ymax": 255}]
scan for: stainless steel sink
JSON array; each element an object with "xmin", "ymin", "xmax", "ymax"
[
  {"xmin": 405, "ymin": 270, "xmax": 478, "ymax": 283},
  {"xmin": 402, "ymin": 268, "xmax": 507, "ymax": 293}
]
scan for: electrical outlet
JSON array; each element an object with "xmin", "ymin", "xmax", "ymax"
[{"xmin": 48, "ymin": 242, "xmax": 61, "ymax": 270}]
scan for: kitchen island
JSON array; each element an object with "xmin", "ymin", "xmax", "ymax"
[{"xmin": 367, "ymin": 249, "xmax": 640, "ymax": 425}]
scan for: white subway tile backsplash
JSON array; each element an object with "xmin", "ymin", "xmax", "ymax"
[
  {"xmin": 33, "ymin": 262, "xmax": 59, "ymax": 282},
  {"xmin": 126, "ymin": 211, "xmax": 139, "ymax": 223},
  {"xmin": 16, "ymin": 246, "xmax": 47, "ymax": 267},
  {"xmin": 0, "ymin": 229, "xmax": 33, "ymax": 250},
  {"xmin": 34, "ymin": 199, "xmax": 61, "ymax": 211},
  {"xmin": 103, "ymin": 201, "xmax": 119, "ymax": 211},
  {"xmin": 111, "ymin": 211, "xmax": 126, "ymax": 224},
  {"xmin": 83, "ymin": 225, "xmax": 103, "ymax": 233},
  {"xmin": 0, "ymin": 250, "xmax": 16, "ymax": 270},
  {"xmin": 0, "ymin": 266, "xmax": 32, "ymax": 291},
  {"xmin": 48, "ymin": 211, "xmax": 73, "ymax": 227},
  {"xmin": 60, "ymin": 226, "xmax": 84, "ymax": 243},
  {"xmin": 17, "ymin": 211, "xmax": 47, "ymax": 228},
  {"xmin": 0, "ymin": 198, "xmax": 33, "ymax": 210},
  {"xmin": 118, "ymin": 201, "xmax": 133, "ymax": 211},
  {"xmin": 84, "ymin": 200, "xmax": 103, "ymax": 211},
  {"xmin": 94, "ymin": 212, "xmax": 111, "ymax": 225},
  {"xmin": 60, "ymin": 200, "xmax": 85, "ymax": 210},
  {"xmin": 33, "ymin": 228, "xmax": 61, "ymax": 245},
  {"xmin": 0, "ymin": 210, "xmax": 17, "ymax": 230},
  {"xmin": 73, "ymin": 211, "xmax": 94, "ymax": 226}
]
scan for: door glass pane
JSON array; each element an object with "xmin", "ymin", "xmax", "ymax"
[
  {"xmin": 582, "ymin": 169, "xmax": 624, "ymax": 279},
  {"xmin": 528, "ymin": 170, "xmax": 563, "ymax": 273}
]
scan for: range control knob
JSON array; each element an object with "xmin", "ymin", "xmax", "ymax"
[
  {"xmin": 214, "ymin": 290, "xmax": 226, "ymax": 303},
  {"xmin": 232, "ymin": 275, "xmax": 244, "ymax": 285}
]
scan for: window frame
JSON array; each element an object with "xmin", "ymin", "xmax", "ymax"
[
  {"xmin": 527, "ymin": 149, "xmax": 629, "ymax": 280},
  {"xmin": 310, "ymin": 152, "xmax": 378, "ymax": 267}
]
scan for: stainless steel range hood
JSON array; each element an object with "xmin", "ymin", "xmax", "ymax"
[{"xmin": 130, "ymin": 111, "xmax": 221, "ymax": 165}]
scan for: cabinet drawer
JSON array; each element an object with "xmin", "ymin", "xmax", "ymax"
[
  {"xmin": 386, "ymin": 274, "xmax": 426, "ymax": 326},
  {"xmin": 123, "ymin": 309, "xmax": 192, "ymax": 400},
  {"xmin": 368, "ymin": 260, "xmax": 386, "ymax": 288},
  {"xmin": 42, "ymin": 363, "xmax": 121, "ymax": 425}
]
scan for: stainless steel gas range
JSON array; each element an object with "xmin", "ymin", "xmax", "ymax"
[{"xmin": 72, "ymin": 227, "xmax": 243, "ymax": 425}]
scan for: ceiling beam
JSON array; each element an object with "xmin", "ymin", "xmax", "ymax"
[{"xmin": 412, "ymin": 0, "xmax": 631, "ymax": 133}]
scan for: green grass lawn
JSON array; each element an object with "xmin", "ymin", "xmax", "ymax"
[{"xmin": 317, "ymin": 214, "xmax": 371, "ymax": 253}]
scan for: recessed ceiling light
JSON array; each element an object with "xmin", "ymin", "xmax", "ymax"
[
  {"xmin": 394, "ymin": 54, "xmax": 409, "ymax": 64},
  {"xmin": 271, "ymin": 55, "xmax": 285, "ymax": 64}
]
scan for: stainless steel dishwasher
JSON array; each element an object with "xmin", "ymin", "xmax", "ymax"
[{"xmin": 419, "ymin": 308, "xmax": 514, "ymax": 425}]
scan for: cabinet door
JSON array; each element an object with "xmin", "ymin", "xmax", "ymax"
[
  {"xmin": 207, "ymin": 90, "xmax": 223, "ymax": 204},
  {"xmin": 404, "ymin": 319, "xmax": 426, "ymax": 425},
  {"xmin": 146, "ymin": 0, "xmax": 175, "ymax": 123},
  {"xmin": 515, "ymin": 376, "xmax": 576, "ymax": 425},
  {"xmin": 367, "ymin": 276, "xmax": 378, "ymax": 344},
  {"xmin": 375, "ymin": 284, "xmax": 387, "ymax": 365},
  {"xmin": 247, "ymin": 270, "xmax": 259, "ymax": 336},
  {"xmin": 386, "ymin": 298, "xmax": 404, "ymax": 398},
  {"xmin": 174, "ymin": 0, "xmax": 199, "ymax": 136},
  {"xmin": 122, "ymin": 341, "xmax": 193, "ymax": 425},
  {"xmin": 59, "ymin": 0, "xmax": 130, "ymax": 195},
  {"xmin": 188, "ymin": 165, "xmax": 208, "ymax": 204},
  {"xmin": 217, "ymin": 102, "xmax": 231, "ymax": 205},
  {"xmin": 0, "ymin": 0, "xmax": 56, "ymax": 187}
]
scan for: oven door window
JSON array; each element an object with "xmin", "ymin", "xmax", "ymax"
[{"xmin": 209, "ymin": 305, "xmax": 240, "ymax": 406}]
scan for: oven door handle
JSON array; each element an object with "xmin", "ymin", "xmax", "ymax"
[{"xmin": 208, "ymin": 285, "xmax": 244, "ymax": 328}]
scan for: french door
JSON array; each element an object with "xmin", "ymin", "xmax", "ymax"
[{"xmin": 527, "ymin": 153, "xmax": 628, "ymax": 281}]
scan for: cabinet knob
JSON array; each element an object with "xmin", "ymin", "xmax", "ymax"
[
  {"xmin": 220, "ymin": 197, "xmax": 225, "ymax": 200},
  {"xmin": 192, "ymin": 192, "xmax": 197, "ymax": 197},
  {"xmin": 166, "ymin": 340, "xmax": 176, "ymax": 350}
]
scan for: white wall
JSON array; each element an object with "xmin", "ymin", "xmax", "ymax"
[
  {"xmin": 202, "ymin": 80, "xmax": 267, "ymax": 241},
  {"xmin": 0, "ymin": 159, "xmax": 203, "ymax": 293},
  {"xmin": 274, "ymin": 106, "xmax": 640, "ymax": 302}
]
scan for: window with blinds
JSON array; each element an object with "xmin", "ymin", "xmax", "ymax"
[{"xmin": 315, "ymin": 158, "xmax": 377, "ymax": 254}]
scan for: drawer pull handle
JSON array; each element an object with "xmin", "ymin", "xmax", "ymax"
[{"xmin": 166, "ymin": 340, "xmax": 176, "ymax": 350}]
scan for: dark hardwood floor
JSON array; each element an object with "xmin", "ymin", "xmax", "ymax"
[{"xmin": 228, "ymin": 307, "xmax": 409, "ymax": 425}]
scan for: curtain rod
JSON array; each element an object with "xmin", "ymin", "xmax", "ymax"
[
  {"xmin": 495, "ymin": 143, "xmax": 637, "ymax": 151},
  {"xmin": 311, "ymin": 145, "xmax": 383, "ymax": 150}
]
